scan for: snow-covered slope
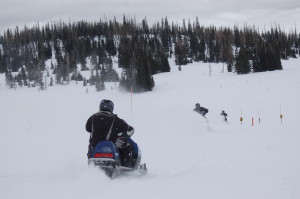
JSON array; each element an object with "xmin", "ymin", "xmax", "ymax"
[{"xmin": 0, "ymin": 59, "xmax": 300, "ymax": 199}]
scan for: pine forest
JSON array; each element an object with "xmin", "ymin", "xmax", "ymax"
[{"xmin": 0, "ymin": 17, "xmax": 299, "ymax": 92}]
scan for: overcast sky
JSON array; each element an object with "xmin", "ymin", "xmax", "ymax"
[{"xmin": 0, "ymin": 0, "xmax": 299, "ymax": 34}]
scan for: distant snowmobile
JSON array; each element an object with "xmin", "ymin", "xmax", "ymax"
[
  {"xmin": 88, "ymin": 138, "xmax": 147, "ymax": 179},
  {"xmin": 194, "ymin": 103, "xmax": 209, "ymax": 118}
]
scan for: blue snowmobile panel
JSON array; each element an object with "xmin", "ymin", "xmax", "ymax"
[
  {"xmin": 92, "ymin": 140, "xmax": 120, "ymax": 161},
  {"xmin": 88, "ymin": 139, "xmax": 147, "ymax": 178}
]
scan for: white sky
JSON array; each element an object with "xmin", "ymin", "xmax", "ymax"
[{"xmin": 0, "ymin": 0, "xmax": 300, "ymax": 34}]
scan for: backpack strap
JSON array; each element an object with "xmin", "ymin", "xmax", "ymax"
[
  {"xmin": 90, "ymin": 115, "xmax": 95, "ymax": 140},
  {"xmin": 106, "ymin": 115, "xmax": 116, "ymax": 140}
]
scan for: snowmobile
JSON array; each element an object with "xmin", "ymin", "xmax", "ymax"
[{"xmin": 88, "ymin": 138, "xmax": 147, "ymax": 179}]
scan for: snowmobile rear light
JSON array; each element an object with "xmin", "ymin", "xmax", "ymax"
[{"xmin": 94, "ymin": 153, "xmax": 113, "ymax": 158}]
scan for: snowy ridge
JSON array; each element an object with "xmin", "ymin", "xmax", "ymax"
[{"xmin": 0, "ymin": 58, "xmax": 300, "ymax": 199}]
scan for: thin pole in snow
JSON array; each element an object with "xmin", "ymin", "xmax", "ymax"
[
  {"xmin": 258, "ymin": 108, "xmax": 261, "ymax": 124},
  {"xmin": 240, "ymin": 108, "xmax": 243, "ymax": 125},
  {"xmin": 222, "ymin": 62, "xmax": 225, "ymax": 74},
  {"xmin": 280, "ymin": 106, "xmax": 283, "ymax": 124},
  {"xmin": 44, "ymin": 74, "xmax": 47, "ymax": 90},
  {"xmin": 130, "ymin": 87, "xmax": 133, "ymax": 113}
]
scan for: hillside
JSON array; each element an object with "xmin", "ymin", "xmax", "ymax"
[
  {"xmin": 0, "ymin": 58, "xmax": 300, "ymax": 199},
  {"xmin": 1, "ymin": 19, "xmax": 299, "ymax": 92}
]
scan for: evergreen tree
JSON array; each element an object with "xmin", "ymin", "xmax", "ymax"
[
  {"xmin": 0, "ymin": 52, "xmax": 7, "ymax": 73},
  {"xmin": 95, "ymin": 68, "xmax": 105, "ymax": 91},
  {"xmin": 5, "ymin": 70, "xmax": 14, "ymax": 88},
  {"xmin": 134, "ymin": 46, "xmax": 155, "ymax": 92},
  {"xmin": 175, "ymin": 37, "xmax": 188, "ymax": 66},
  {"xmin": 98, "ymin": 42, "xmax": 107, "ymax": 66},
  {"xmin": 83, "ymin": 77, "xmax": 87, "ymax": 86},
  {"xmin": 227, "ymin": 62, "xmax": 233, "ymax": 73},
  {"xmin": 89, "ymin": 69, "xmax": 96, "ymax": 86},
  {"xmin": 157, "ymin": 51, "xmax": 170, "ymax": 73},
  {"xmin": 118, "ymin": 36, "xmax": 132, "ymax": 69},
  {"xmin": 235, "ymin": 46, "xmax": 251, "ymax": 74},
  {"xmin": 258, "ymin": 42, "xmax": 282, "ymax": 72},
  {"xmin": 90, "ymin": 49, "xmax": 98, "ymax": 69},
  {"xmin": 21, "ymin": 66, "xmax": 28, "ymax": 86},
  {"xmin": 105, "ymin": 37, "xmax": 117, "ymax": 56},
  {"xmin": 0, "ymin": 17, "xmax": 297, "ymax": 89},
  {"xmin": 50, "ymin": 77, "xmax": 54, "ymax": 86}
]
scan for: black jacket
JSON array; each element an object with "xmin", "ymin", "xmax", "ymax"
[
  {"xmin": 86, "ymin": 111, "xmax": 134, "ymax": 148},
  {"xmin": 221, "ymin": 111, "xmax": 228, "ymax": 117}
]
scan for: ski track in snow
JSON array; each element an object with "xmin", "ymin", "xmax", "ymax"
[{"xmin": 1, "ymin": 59, "xmax": 300, "ymax": 199}]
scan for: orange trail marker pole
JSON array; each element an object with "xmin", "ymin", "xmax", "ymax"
[
  {"xmin": 280, "ymin": 106, "xmax": 283, "ymax": 124},
  {"xmin": 240, "ymin": 108, "xmax": 243, "ymax": 125}
]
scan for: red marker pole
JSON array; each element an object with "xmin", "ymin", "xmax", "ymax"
[{"xmin": 252, "ymin": 117, "xmax": 254, "ymax": 127}]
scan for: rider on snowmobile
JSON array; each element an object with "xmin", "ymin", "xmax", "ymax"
[
  {"xmin": 86, "ymin": 99, "xmax": 136, "ymax": 168},
  {"xmin": 220, "ymin": 110, "xmax": 228, "ymax": 121},
  {"xmin": 194, "ymin": 103, "xmax": 209, "ymax": 116}
]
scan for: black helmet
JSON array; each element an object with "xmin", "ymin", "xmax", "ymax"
[
  {"xmin": 100, "ymin": 99, "xmax": 114, "ymax": 112},
  {"xmin": 196, "ymin": 103, "xmax": 200, "ymax": 109}
]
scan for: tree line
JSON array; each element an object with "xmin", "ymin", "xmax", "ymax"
[{"xmin": 0, "ymin": 16, "xmax": 299, "ymax": 91}]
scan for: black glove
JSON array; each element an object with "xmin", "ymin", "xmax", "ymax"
[{"xmin": 115, "ymin": 137, "xmax": 126, "ymax": 148}]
